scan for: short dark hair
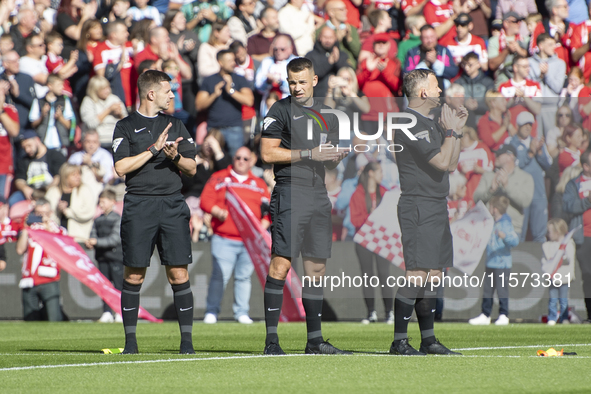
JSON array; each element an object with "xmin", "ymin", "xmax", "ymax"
[
  {"xmin": 419, "ymin": 24, "xmax": 435, "ymax": 33},
  {"xmin": 536, "ymin": 32, "xmax": 555, "ymax": 46},
  {"xmin": 461, "ymin": 52, "xmax": 479, "ymax": 66},
  {"xmin": 229, "ymin": 40, "xmax": 245, "ymax": 53},
  {"xmin": 367, "ymin": 9, "xmax": 387, "ymax": 28},
  {"xmin": 106, "ymin": 20, "xmax": 126, "ymax": 37},
  {"xmin": 25, "ymin": 33, "xmax": 41, "ymax": 49},
  {"xmin": 512, "ymin": 55, "xmax": 528, "ymax": 68},
  {"xmin": 138, "ymin": 59, "xmax": 156, "ymax": 75},
  {"xmin": 489, "ymin": 195, "xmax": 510, "ymax": 214},
  {"xmin": 286, "ymin": 57, "xmax": 314, "ymax": 74},
  {"xmin": 99, "ymin": 189, "xmax": 117, "ymax": 201},
  {"xmin": 46, "ymin": 74, "xmax": 63, "ymax": 86},
  {"xmin": 581, "ymin": 149, "xmax": 591, "ymax": 167},
  {"xmin": 403, "ymin": 69, "xmax": 436, "ymax": 97},
  {"xmin": 216, "ymin": 49, "xmax": 234, "ymax": 62},
  {"xmin": 137, "ymin": 70, "xmax": 172, "ymax": 99},
  {"xmin": 45, "ymin": 31, "xmax": 63, "ymax": 45}
]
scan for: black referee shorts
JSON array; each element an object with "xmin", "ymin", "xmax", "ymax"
[
  {"xmin": 270, "ymin": 185, "xmax": 332, "ymax": 260},
  {"xmin": 121, "ymin": 194, "xmax": 192, "ymax": 268},
  {"xmin": 397, "ymin": 195, "xmax": 453, "ymax": 271}
]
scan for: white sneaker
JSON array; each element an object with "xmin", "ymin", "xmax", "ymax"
[
  {"xmin": 547, "ymin": 320, "xmax": 556, "ymax": 326},
  {"xmin": 468, "ymin": 313, "xmax": 491, "ymax": 325},
  {"xmin": 237, "ymin": 315, "xmax": 253, "ymax": 324},
  {"xmin": 203, "ymin": 313, "xmax": 217, "ymax": 324},
  {"xmin": 386, "ymin": 311, "xmax": 394, "ymax": 325},
  {"xmin": 114, "ymin": 313, "xmax": 123, "ymax": 323},
  {"xmin": 495, "ymin": 314, "xmax": 509, "ymax": 326},
  {"xmin": 98, "ymin": 312, "xmax": 114, "ymax": 323}
]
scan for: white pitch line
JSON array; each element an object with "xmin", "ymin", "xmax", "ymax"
[{"xmin": 454, "ymin": 343, "xmax": 591, "ymax": 351}]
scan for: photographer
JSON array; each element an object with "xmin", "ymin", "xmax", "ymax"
[
  {"xmin": 324, "ymin": 67, "xmax": 370, "ymax": 118},
  {"xmin": 16, "ymin": 198, "xmax": 66, "ymax": 321}
]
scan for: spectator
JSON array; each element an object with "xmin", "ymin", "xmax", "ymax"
[
  {"xmin": 135, "ymin": 27, "xmax": 192, "ymax": 83},
  {"xmin": 164, "ymin": 9, "xmax": 200, "ymax": 122},
  {"xmin": 528, "ymin": 33, "xmax": 567, "ymax": 136},
  {"xmin": 396, "ymin": 14, "xmax": 425, "ymax": 64},
  {"xmin": 559, "ymin": 67, "xmax": 588, "ymax": 125},
  {"xmin": 200, "ymin": 146, "xmax": 270, "ymax": 324},
  {"xmin": 570, "ymin": 7, "xmax": 591, "ymax": 82},
  {"xmin": 230, "ymin": 41, "xmax": 256, "ymax": 140},
  {"xmin": 478, "ymin": 91, "xmax": 515, "ymax": 151},
  {"xmin": 324, "ymin": 66, "xmax": 370, "ymax": 118},
  {"xmin": 551, "ymin": 164, "xmax": 582, "ymax": 220},
  {"xmin": 457, "ymin": 52, "xmax": 494, "ymax": 126},
  {"xmin": 127, "ymin": 0, "xmax": 161, "ymax": 25},
  {"xmin": 404, "ymin": 24, "xmax": 458, "ymax": 93},
  {"xmin": 488, "ymin": 12, "xmax": 528, "ymax": 89},
  {"xmin": 423, "ymin": 0, "xmax": 461, "ymax": 43},
  {"xmin": 80, "ymin": 75, "xmax": 128, "ymax": 150},
  {"xmin": 93, "ymin": 20, "xmax": 136, "ymax": 109},
  {"xmin": 0, "ymin": 34, "xmax": 14, "ymax": 59},
  {"xmin": 103, "ymin": 0, "xmax": 132, "ymax": 30},
  {"xmin": 10, "ymin": 8, "xmax": 39, "ymax": 57},
  {"xmin": 162, "ymin": 58, "xmax": 191, "ymax": 129},
  {"xmin": 70, "ymin": 19, "xmax": 103, "ymax": 105},
  {"xmin": 529, "ymin": 0, "xmax": 571, "ymax": 68},
  {"xmin": 19, "ymin": 34, "xmax": 49, "ymax": 99},
  {"xmin": 495, "ymin": 0, "xmax": 537, "ymax": 38},
  {"xmin": 306, "ymin": 26, "xmax": 349, "ymax": 98},
  {"xmin": 562, "ymin": 149, "xmax": 591, "ymax": 323},
  {"xmin": 509, "ymin": 111, "xmax": 552, "ymax": 242},
  {"xmin": 359, "ymin": 9, "xmax": 398, "ymax": 65},
  {"xmin": 499, "ymin": 56, "xmax": 541, "ymax": 99},
  {"xmin": 16, "ymin": 198, "xmax": 66, "ymax": 321},
  {"xmin": 278, "ymin": 0, "xmax": 316, "ymax": 56},
  {"xmin": 349, "ymin": 161, "xmax": 393, "ymax": 324},
  {"xmin": 84, "ymin": 189, "xmax": 124, "ymax": 324},
  {"xmin": 181, "ymin": 130, "xmax": 231, "ymax": 243},
  {"xmin": 254, "ymin": 34, "xmax": 295, "ymax": 116},
  {"xmin": 457, "ymin": 126, "xmax": 494, "ymax": 203},
  {"xmin": 197, "ymin": 21, "xmax": 232, "ymax": 83},
  {"xmin": 473, "ymin": 143, "xmax": 534, "ymax": 238},
  {"xmin": 547, "ymin": 105, "xmax": 574, "ymax": 158},
  {"xmin": 542, "ymin": 218, "xmax": 576, "ymax": 325},
  {"xmin": 558, "ymin": 124, "xmax": 584, "ymax": 176},
  {"xmin": 55, "ymin": 0, "xmax": 98, "ymax": 60},
  {"xmin": 459, "ymin": 0, "xmax": 492, "ymax": 39},
  {"xmin": 29, "ymin": 74, "xmax": 75, "ymax": 155},
  {"xmin": 182, "ymin": 0, "xmax": 233, "ymax": 44},
  {"xmin": 0, "ymin": 80, "xmax": 19, "ymax": 200},
  {"xmin": 440, "ymin": 13, "xmax": 488, "ymax": 72},
  {"xmin": 197, "ymin": 49, "xmax": 254, "ymax": 156},
  {"xmin": 317, "ymin": 0, "xmax": 361, "ymax": 69},
  {"xmin": 68, "ymin": 129, "xmax": 115, "ymax": 187},
  {"xmin": 45, "ymin": 163, "xmax": 97, "ymax": 241},
  {"xmin": 228, "ymin": 0, "xmax": 259, "ymax": 46},
  {"xmin": 130, "ymin": 18, "xmax": 156, "ymax": 54},
  {"xmin": 247, "ymin": 7, "xmax": 297, "ymax": 62},
  {"xmin": 45, "ymin": 32, "xmax": 78, "ymax": 97},
  {"xmin": 1, "ymin": 51, "xmax": 36, "ymax": 130}
]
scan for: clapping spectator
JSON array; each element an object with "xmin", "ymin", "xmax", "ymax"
[
  {"xmin": 80, "ymin": 75, "xmax": 128, "ymax": 150},
  {"xmin": 227, "ymin": 0, "xmax": 259, "ymax": 46},
  {"xmin": 55, "ymin": 0, "xmax": 98, "ymax": 61},
  {"xmin": 19, "ymin": 34, "xmax": 49, "ymax": 99},
  {"xmin": 359, "ymin": 9, "xmax": 398, "ymax": 65},
  {"xmin": 45, "ymin": 163, "xmax": 97, "ymax": 241},
  {"xmin": 182, "ymin": 0, "xmax": 233, "ymax": 44},
  {"xmin": 558, "ymin": 125, "xmax": 585, "ymax": 176},
  {"xmin": 197, "ymin": 21, "xmax": 232, "ymax": 83},
  {"xmin": 440, "ymin": 13, "xmax": 488, "ymax": 72},
  {"xmin": 529, "ymin": 0, "xmax": 571, "ymax": 67},
  {"xmin": 317, "ymin": 0, "xmax": 361, "ymax": 68},
  {"xmin": 45, "ymin": 32, "xmax": 78, "ymax": 97},
  {"xmin": 478, "ymin": 91, "xmax": 516, "ymax": 151},
  {"xmin": 488, "ymin": 12, "xmax": 528, "ymax": 89},
  {"xmin": 306, "ymin": 26, "xmax": 349, "ymax": 98},
  {"xmin": 127, "ymin": 0, "xmax": 161, "ymax": 25},
  {"xmin": 457, "ymin": 52, "xmax": 494, "ymax": 127}
]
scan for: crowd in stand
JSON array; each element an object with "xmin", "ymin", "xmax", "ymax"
[{"xmin": 0, "ymin": 0, "xmax": 590, "ymax": 322}]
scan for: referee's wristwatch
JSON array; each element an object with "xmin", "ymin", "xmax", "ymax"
[
  {"xmin": 147, "ymin": 144, "xmax": 160, "ymax": 156},
  {"xmin": 300, "ymin": 149, "xmax": 312, "ymax": 160},
  {"xmin": 173, "ymin": 152, "xmax": 181, "ymax": 163}
]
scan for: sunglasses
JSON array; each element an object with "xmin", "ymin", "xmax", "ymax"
[
  {"xmin": 558, "ymin": 113, "xmax": 572, "ymax": 117},
  {"xmin": 274, "ymin": 47, "xmax": 288, "ymax": 52},
  {"xmin": 234, "ymin": 156, "xmax": 250, "ymax": 161}
]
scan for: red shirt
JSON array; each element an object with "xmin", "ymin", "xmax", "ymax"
[
  {"xmin": 423, "ymin": 0, "xmax": 456, "ymax": 44},
  {"xmin": 558, "ymin": 147, "xmax": 580, "ymax": 175},
  {"xmin": 0, "ymin": 103, "xmax": 18, "ymax": 175},
  {"xmin": 569, "ymin": 21, "xmax": 591, "ymax": 81},
  {"xmin": 530, "ymin": 21, "xmax": 572, "ymax": 71},
  {"xmin": 19, "ymin": 223, "xmax": 67, "ymax": 288},
  {"xmin": 234, "ymin": 55, "xmax": 256, "ymax": 120},
  {"xmin": 361, "ymin": 33, "xmax": 399, "ymax": 60},
  {"xmin": 447, "ymin": 198, "xmax": 474, "ymax": 221},
  {"xmin": 93, "ymin": 40, "xmax": 136, "ymax": 107},
  {"xmin": 440, "ymin": 33, "xmax": 488, "ymax": 69},
  {"xmin": 498, "ymin": 78, "xmax": 542, "ymax": 98},
  {"xmin": 357, "ymin": 57, "xmax": 401, "ymax": 121},
  {"xmin": 350, "ymin": 184, "xmax": 387, "ymax": 231},
  {"xmin": 200, "ymin": 166, "xmax": 271, "ymax": 241},
  {"xmin": 457, "ymin": 141, "xmax": 494, "ymax": 202},
  {"xmin": 578, "ymin": 86, "xmax": 591, "ymax": 131},
  {"xmin": 477, "ymin": 107, "xmax": 538, "ymax": 151},
  {"xmin": 0, "ymin": 217, "xmax": 20, "ymax": 245},
  {"xmin": 45, "ymin": 53, "xmax": 72, "ymax": 96},
  {"xmin": 576, "ymin": 174, "xmax": 591, "ymax": 237},
  {"xmin": 401, "ymin": 0, "xmax": 424, "ymax": 14},
  {"xmin": 328, "ymin": 186, "xmax": 343, "ymax": 241}
]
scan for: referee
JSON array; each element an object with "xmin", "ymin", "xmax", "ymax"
[
  {"xmin": 112, "ymin": 70, "xmax": 197, "ymax": 355},
  {"xmin": 391, "ymin": 69, "xmax": 466, "ymax": 356},
  {"xmin": 261, "ymin": 57, "xmax": 350, "ymax": 355}
]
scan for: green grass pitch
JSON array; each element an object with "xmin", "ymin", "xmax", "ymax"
[{"xmin": 0, "ymin": 321, "xmax": 590, "ymax": 393}]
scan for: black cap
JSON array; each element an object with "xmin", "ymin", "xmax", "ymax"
[
  {"xmin": 503, "ymin": 11, "xmax": 524, "ymax": 21},
  {"xmin": 495, "ymin": 144, "xmax": 517, "ymax": 157},
  {"xmin": 19, "ymin": 130, "xmax": 38, "ymax": 142},
  {"xmin": 455, "ymin": 13, "xmax": 472, "ymax": 26}
]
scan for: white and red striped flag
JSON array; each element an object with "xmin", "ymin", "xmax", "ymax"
[{"xmin": 542, "ymin": 225, "xmax": 581, "ymax": 277}]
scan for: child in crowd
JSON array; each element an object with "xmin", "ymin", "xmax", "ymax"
[
  {"xmin": 45, "ymin": 32, "xmax": 78, "ymax": 97},
  {"xmin": 469, "ymin": 196, "xmax": 519, "ymax": 326},
  {"xmin": 0, "ymin": 33, "xmax": 14, "ymax": 56},
  {"xmin": 162, "ymin": 59, "xmax": 190, "ymax": 127},
  {"xmin": 127, "ymin": 0, "xmax": 161, "ymax": 25},
  {"xmin": 541, "ymin": 218, "xmax": 575, "ymax": 325},
  {"xmin": 109, "ymin": 0, "xmax": 133, "ymax": 29},
  {"xmin": 447, "ymin": 172, "xmax": 471, "ymax": 222},
  {"xmin": 526, "ymin": 14, "xmax": 543, "ymax": 38},
  {"xmin": 29, "ymin": 75, "xmax": 75, "ymax": 154},
  {"xmin": 78, "ymin": 19, "xmax": 104, "ymax": 64},
  {"xmin": 85, "ymin": 190, "xmax": 123, "ymax": 323}
]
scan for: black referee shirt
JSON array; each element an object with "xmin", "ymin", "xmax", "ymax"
[
  {"xmin": 394, "ymin": 108, "xmax": 449, "ymax": 198},
  {"xmin": 112, "ymin": 111, "xmax": 196, "ymax": 196},
  {"xmin": 262, "ymin": 97, "xmax": 339, "ymax": 187}
]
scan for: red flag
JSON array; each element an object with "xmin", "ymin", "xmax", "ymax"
[
  {"xmin": 27, "ymin": 229, "xmax": 162, "ymax": 323},
  {"xmin": 226, "ymin": 188, "xmax": 305, "ymax": 322}
]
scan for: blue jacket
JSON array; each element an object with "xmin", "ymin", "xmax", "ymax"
[
  {"xmin": 509, "ymin": 136, "xmax": 552, "ymax": 201},
  {"xmin": 486, "ymin": 213, "xmax": 520, "ymax": 269},
  {"xmin": 563, "ymin": 174, "xmax": 591, "ymax": 245}
]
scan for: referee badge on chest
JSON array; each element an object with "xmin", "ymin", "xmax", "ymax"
[
  {"xmin": 414, "ymin": 130, "xmax": 430, "ymax": 143},
  {"xmin": 320, "ymin": 133, "xmax": 327, "ymax": 144}
]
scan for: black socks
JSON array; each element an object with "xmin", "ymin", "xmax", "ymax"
[
  {"xmin": 264, "ymin": 276, "xmax": 285, "ymax": 346},
  {"xmin": 172, "ymin": 281, "xmax": 194, "ymax": 344},
  {"xmin": 415, "ymin": 287, "xmax": 437, "ymax": 346},
  {"xmin": 121, "ymin": 280, "xmax": 141, "ymax": 353},
  {"xmin": 302, "ymin": 280, "xmax": 324, "ymax": 345},
  {"xmin": 393, "ymin": 282, "xmax": 421, "ymax": 342}
]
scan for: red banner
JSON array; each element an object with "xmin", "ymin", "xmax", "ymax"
[
  {"xmin": 27, "ymin": 229, "xmax": 162, "ymax": 323},
  {"xmin": 226, "ymin": 188, "xmax": 305, "ymax": 322}
]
